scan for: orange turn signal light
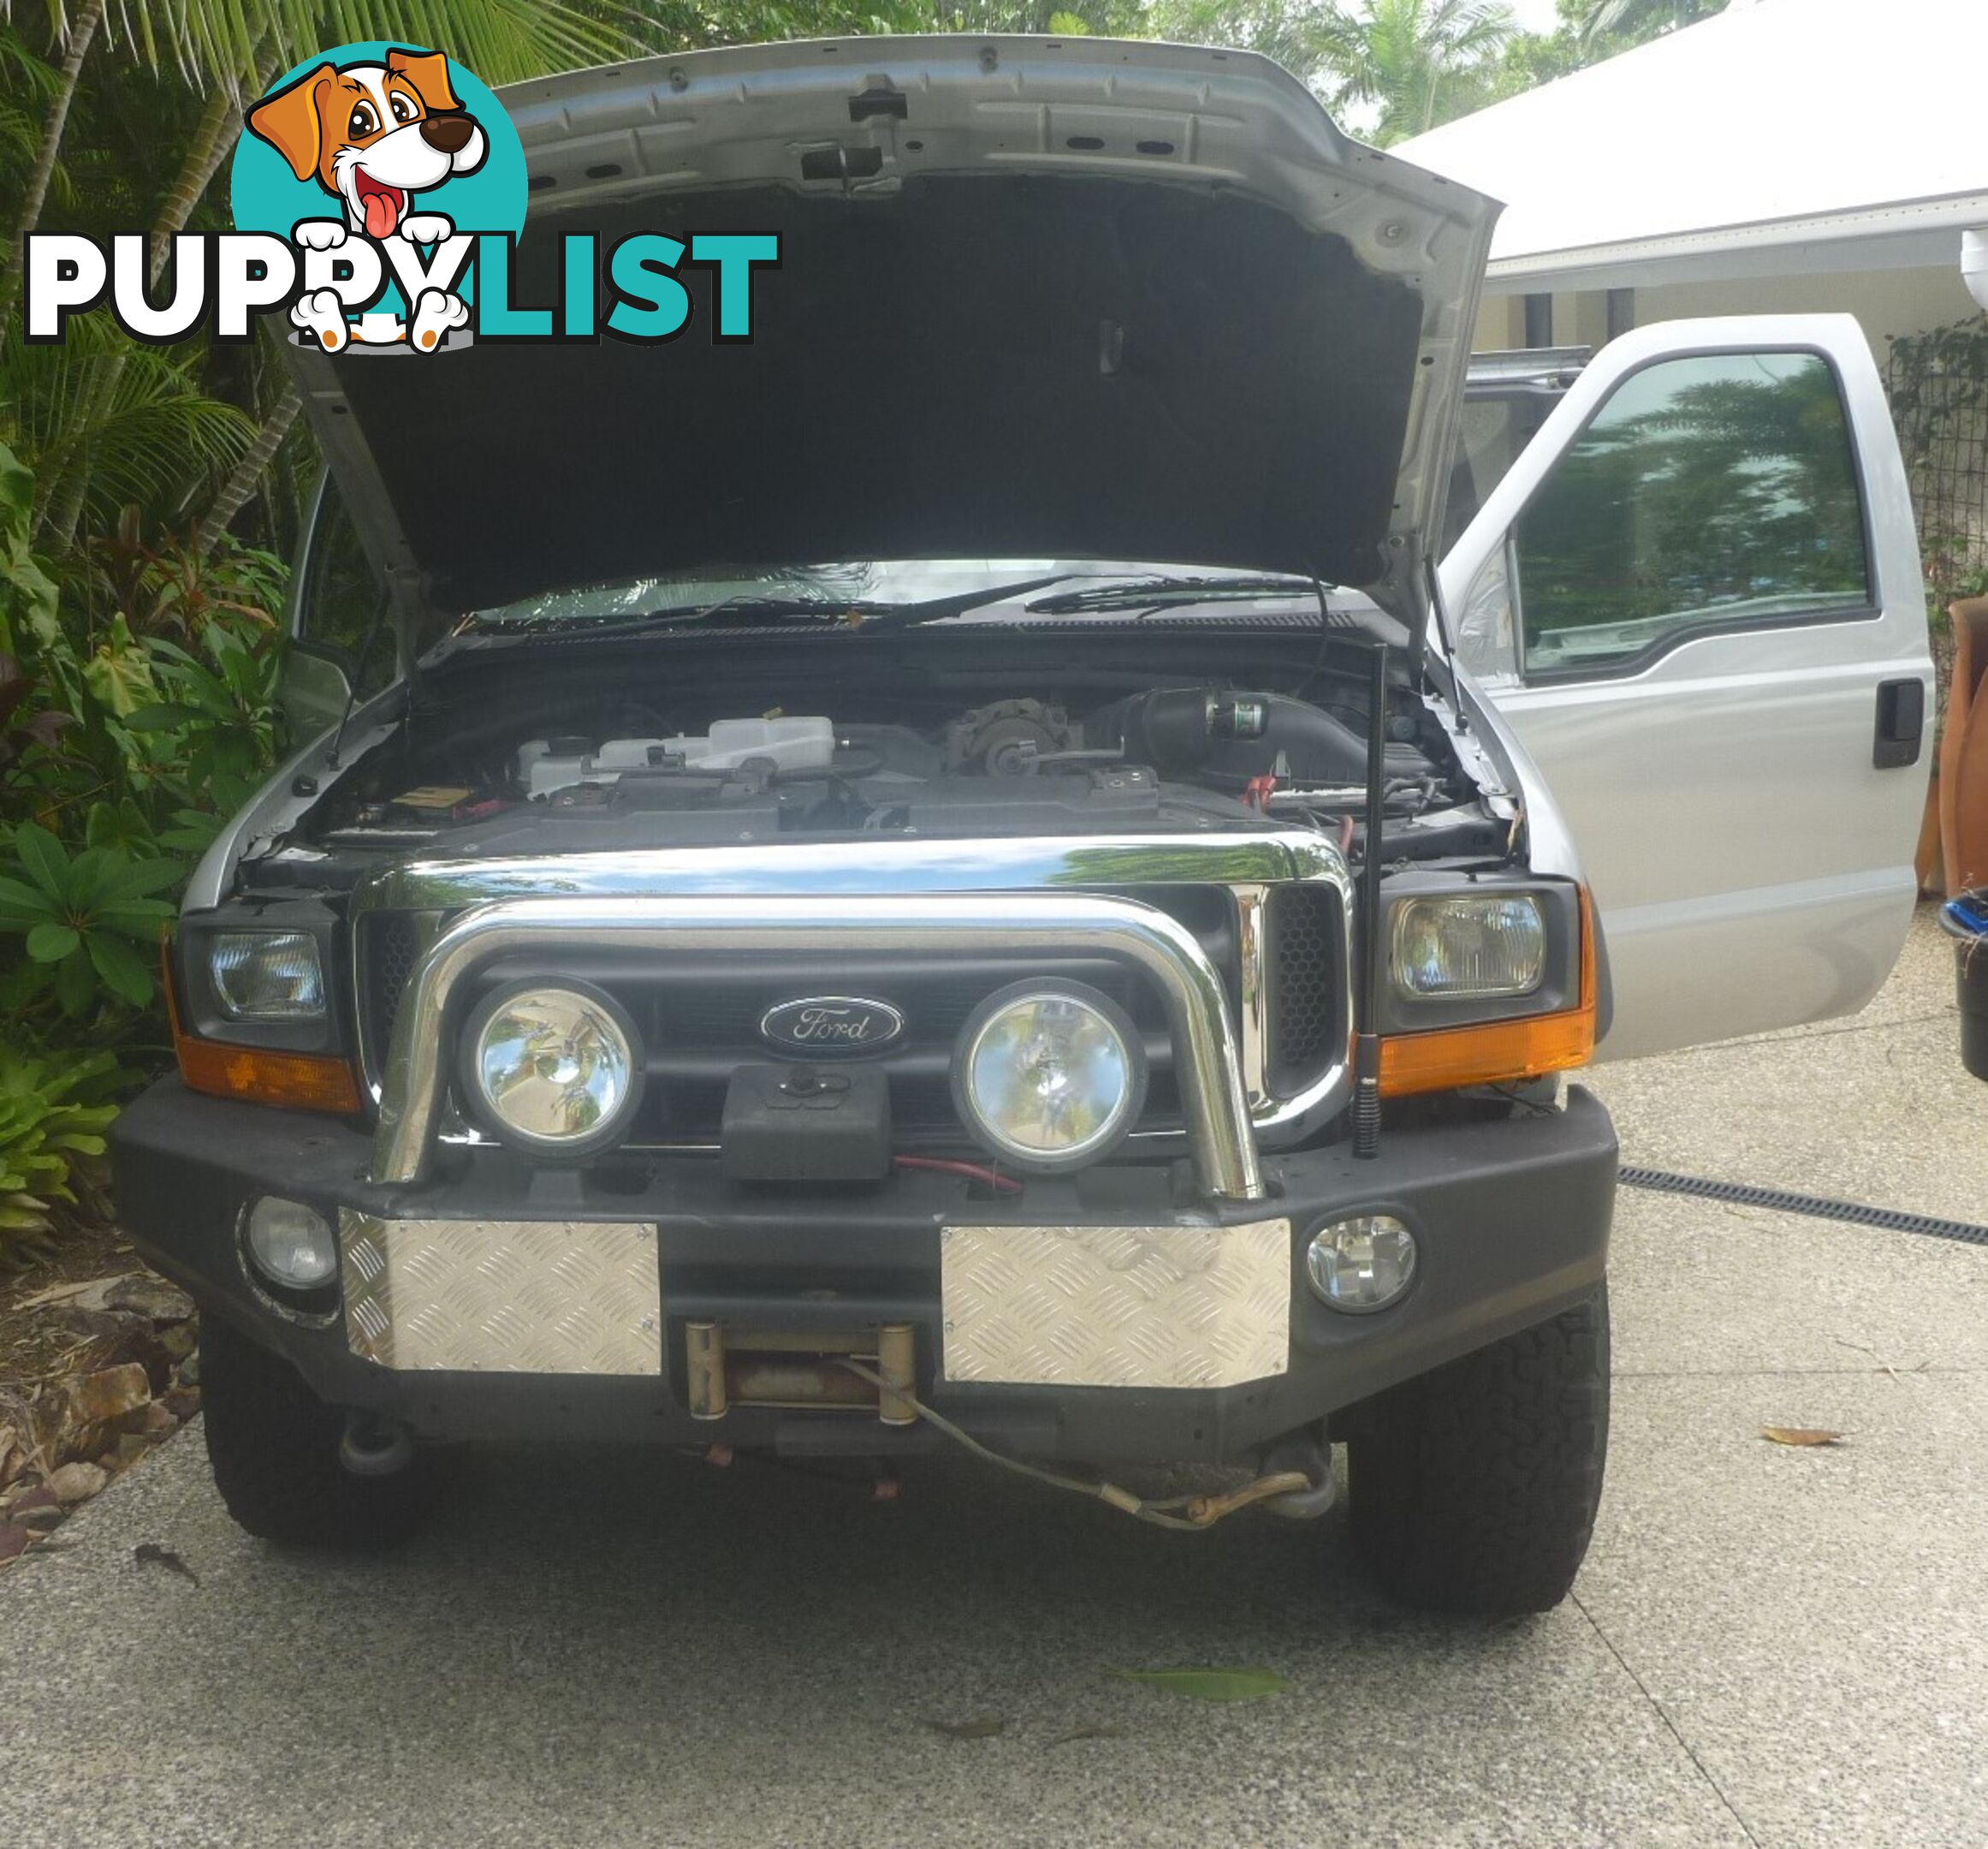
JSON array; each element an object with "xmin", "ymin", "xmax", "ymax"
[
  {"xmin": 1380, "ymin": 889, "xmax": 1598, "ymax": 1099},
  {"xmin": 162, "ymin": 936, "xmax": 364, "ymax": 1115},
  {"xmin": 173, "ymin": 1034, "xmax": 365, "ymax": 1114}
]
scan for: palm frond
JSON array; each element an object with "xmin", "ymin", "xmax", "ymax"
[
  {"xmin": 310, "ymin": 0, "xmax": 643, "ymax": 85},
  {"xmin": 1, "ymin": 323, "xmax": 252, "ymax": 542}
]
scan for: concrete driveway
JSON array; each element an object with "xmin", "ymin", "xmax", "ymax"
[{"xmin": 5, "ymin": 911, "xmax": 1986, "ymax": 1849}]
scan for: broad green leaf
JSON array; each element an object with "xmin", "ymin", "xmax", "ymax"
[
  {"xmin": 25, "ymin": 921, "xmax": 79, "ymax": 963},
  {"xmin": 100, "ymin": 856, "xmax": 185, "ymax": 901},
  {"xmin": 102, "ymin": 896, "xmax": 179, "ymax": 936},
  {"xmin": 84, "ymin": 620, "xmax": 159, "ymax": 717},
  {"xmin": 64, "ymin": 845, "xmax": 115, "ymax": 910},
  {"xmin": 0, "ymin": 875, "xmax": 59, "ymax": 928},
  {"xmin": 10, "ymin": 822, "xmax": 68, "ymax": 904},
  {"xmin": 53, "ymin": 945, "xmax": 96, "ymax": 1018},
  {"xmin": 50, "ymin": 1134, "xmax": 109, "ymax": 1156},
  {"xmin": 1110, "ymin": 1668, "xmax": 1290, "ymax": 1703},
  {"xmin": 86, "ymin": 931, "xmax": 154, "ymax": 1005}
]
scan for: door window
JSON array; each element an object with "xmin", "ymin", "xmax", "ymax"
[{"xmin": 1512, "ymin": 352, "xmax": 1871, "ymax": 678}]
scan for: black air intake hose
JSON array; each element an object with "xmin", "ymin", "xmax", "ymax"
[{"xmin": 1089, "ymin": 687, "xmax": 1386, "ymax": 784}]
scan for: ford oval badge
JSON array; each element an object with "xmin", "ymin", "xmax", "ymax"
[{"xmin": 760, "ymin": 996, "xmax": 905, "ymax": 1055}]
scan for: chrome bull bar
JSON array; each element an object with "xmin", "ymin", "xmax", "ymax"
[{"xmin": 371, "ymin": 891, "xmax": 1267, "ymax": 1201}]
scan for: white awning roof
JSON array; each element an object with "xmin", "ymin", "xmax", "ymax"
[{"xmin": 1395, "ymin": 0, "xmax": 1988, "ymax": 291}]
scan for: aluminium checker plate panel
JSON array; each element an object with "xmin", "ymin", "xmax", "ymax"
[
  {"xmin": 340, "ymin": 1214, "xmax": 662, "ymax": 1373},
  {"xmin": 939, "ymin": 1219, "xmax": 1291, "ymax": 1389}
]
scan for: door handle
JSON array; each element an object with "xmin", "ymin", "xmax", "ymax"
[{"xmin": 1873, "ymin": 678, "xmax": 1925, "ymax": 770}]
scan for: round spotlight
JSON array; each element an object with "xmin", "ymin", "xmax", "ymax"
[
  {"xmin": 1304, "ymin": 1215, "xmax": 1417, "ymax": 1314},
  {"xmin": 460, "ymin": 983, "xmax": 641, "ymax": 1156},
  {"xmin": 952, "ymin": 981, "xmax": 1146, "ymax": 1174},
  {"xmin": 243, "ymin": 1195, "xmax": 337, "ymax": 1291}
]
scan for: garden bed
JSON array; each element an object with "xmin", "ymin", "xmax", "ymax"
[{"xmin": 0, "ymin": 1232, "xmax": 201, "ymax": 1567}]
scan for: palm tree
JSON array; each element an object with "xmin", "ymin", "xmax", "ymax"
[
  {"xmin": 1310, "ymin": 0, "xmax": 1516, "ymax": 142},
  {"xmin": 0, "ymin": 0, "xmax": 638, "ymax": 348},
  {"xmin": 1577, "ymin": 0, "xmax": 1725, "ymax": 43}
]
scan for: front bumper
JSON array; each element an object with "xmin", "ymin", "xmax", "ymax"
[{"xmin": 110, "ymin": 1078, "xmax": 1616, "ymax": 1464}]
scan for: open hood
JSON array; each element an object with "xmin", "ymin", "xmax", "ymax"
[{"xmin": 293, "ymin": 37, "xmax": 1498, "ymax": 633}]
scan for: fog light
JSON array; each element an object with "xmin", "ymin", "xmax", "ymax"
[
  {"xmin": 244, "ymin": 1196, "xmax": 337, "ymax": 1290},
  {"xmin": 1305, "ymin": 1215, "xmax": 1416, "ymax": 1313},
  {"xmin": 462, "ymin": 982, "xmax": 641, "ymax": 1156},
  {"xmin": 952, "ymin": 981, "xmax": 1146, "ymax": 1174}
]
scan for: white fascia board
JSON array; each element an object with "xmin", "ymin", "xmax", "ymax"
[{"xmin": 1480, "ymin": 191, "xmax": 1988, "ymax": 295}]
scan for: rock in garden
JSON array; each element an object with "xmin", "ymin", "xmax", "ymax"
[
  {"xmin": 136, "ymin": 1401, "xmax": 179, "ymax": 1440},
  {"xmin": 0, "ymin": 1524, "xmax": 29, "ymax": 1564},
  {"xmin": 48, "ymin": 1305, "xmax": 139, "ymax": 1343},
  {"xmin": 163, "ymin": 1386, "xmax": 200, "ymax": 1421},
  {"xmin": 105, "ymin": 1275, "xmax": 195, "ymax": 1324},
  {"xmin": 72, "ymin": 1323, "xmax": 174, "ymax": 1394},
  {"xmin": 63, "ymin": 1364, "xmax": 150, "ymax": 1424},
  {"xmin": 16, "ymin": 1501, "xmax": 65, "ymax": 1533},
  {"xmin": 176, "ymin": 1354, "xmax": 199, "ymax": 1389},
  {"xmin": 47, "ymin": 1460, "xmax": 108, "ymax": 1505},
  {"xmin": 8, "ymin": 1484, "xmax": 58, "ymax": 1518}
]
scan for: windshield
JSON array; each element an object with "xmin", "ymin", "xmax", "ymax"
[{"xmin": 467, "ymin": 560, "xmax": 1329, "ymax": 628}]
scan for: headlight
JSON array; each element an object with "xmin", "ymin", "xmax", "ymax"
[
  {"xmin": 1390, "ymin": 895, "xmax": 1546, "ymax": 1001},
  {"xmin": 210, "ymin": 930, "xmax": 326, "ymax": 1020},
  {"xmin": 952, "ymin": 981, "xmax": 1146, "ymax": 1173},
  {"xmin": 461, "ymin": 983, "xmax": 641, "ymax": 1156}
]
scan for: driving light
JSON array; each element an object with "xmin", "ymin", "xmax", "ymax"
[
  {"xmin": 952, "ymin": 982, "xmax": 1146, "ymax": 1173},
  {"xmin": 1391, "ymin": 895, "xmax": 1546, "ymax": 1000},
  {"xmin": 244, "ymin": 1195, "xmax": 337, "ymax": 1290},
  {"xmin": 462, "ymin": 984, "xmax": 640, "ymax": 1155},
  {"xmin": 210, "ymin": 930, "xmax": 325, "ymax": 1020},
  {"xmin": 1304, "ymin": 1215, "xmax": 1416, "ymax": 1313}
]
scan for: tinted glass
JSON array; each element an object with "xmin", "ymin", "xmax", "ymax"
[
  {"xmin": 1515, "ymin": 353, "xmax": 1870, "ymax": 675},
  {"xmin": 300, "ymin": 481, "xmax": 392, "ymax": 698},
  {"xmin": 1442, "ymin": 389, "xmax": 1556, "ymax": 553}
]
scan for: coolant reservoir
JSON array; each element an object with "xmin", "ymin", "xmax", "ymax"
[{"xmin": 518, "ymin": 716, "xmax": 834, "ymax": 798}]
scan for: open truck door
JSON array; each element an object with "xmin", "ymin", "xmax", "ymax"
[{"xmin": 1440, "ymin": 315, "xmax": 1932, "ymax": 1060}]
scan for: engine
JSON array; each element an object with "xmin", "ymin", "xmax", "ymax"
[{"xmin": 302, "ymin": 685, "xmax": 1456, "ymax": 861}]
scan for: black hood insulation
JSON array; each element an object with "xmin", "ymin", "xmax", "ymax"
[{"xmin": 329, "ymin": 173, "xmax": 1426, "ymax": 614}]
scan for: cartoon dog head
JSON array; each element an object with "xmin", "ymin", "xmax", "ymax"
[{"xmin": 247, "ymin": 49, "xmax": 487, "ymax": 241}]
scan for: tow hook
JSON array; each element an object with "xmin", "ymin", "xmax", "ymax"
[
  {"xmin": 339, "ymin": 1410, "xmax": 416, "ymax": 1477},
  {"xmin": 1258, "ymin": 1437, "xmax": 1338, "ymax": 1520}
]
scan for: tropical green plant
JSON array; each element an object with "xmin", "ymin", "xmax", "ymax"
[
  {"xmin": 1310, "ymin": 0, "xmax": 1516, "ymax": 141},
  {"xmin": 1576, "ymin": 0, "xmax": 1724, "ymax": 44},
  {"xmin": 1148, "ymin": 0, "xmax": 1516, "ymax": 140},
  {"xmin": 0, "ymin": 819, "xmax": 181, "ymax": 1014},
  {"xmin": 0, "ymin": 1043, "xmax": 127, "ymax": 1268}
]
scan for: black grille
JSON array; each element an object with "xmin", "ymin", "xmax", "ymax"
[
  {"xmin": 1265, "ymin": 884, "xmax": 1343, "ymax": 1096},
  {"xmin": 359, "ymin": 911, "xmax": 422, "ymax": 1068}
]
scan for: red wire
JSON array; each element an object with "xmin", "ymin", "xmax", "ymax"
[{"xmin": 893, "ymin": 1155, "xmax": 1024, "ymax": 1195}]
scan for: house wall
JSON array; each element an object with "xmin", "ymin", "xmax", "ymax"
[{"xmin": 1474, "ymin": 265, "xmax": 1979, "ymax": 363}]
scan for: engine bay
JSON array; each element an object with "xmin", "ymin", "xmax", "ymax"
[{"xmin": 290, "ymin": 680, "xmax": 1475, "ymax": 866}]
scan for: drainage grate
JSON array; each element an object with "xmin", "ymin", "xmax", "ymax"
[{"xmin": 1618, "ymin": 1166, "xmax": 1988, "ymax": 1248}]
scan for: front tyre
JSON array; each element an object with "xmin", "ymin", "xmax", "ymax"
[
  {"xmin": 201, "ymin": 1317, "xmax": 438, "ymax": 1549},
  {"xmin": 1346, "ymin": 1287, "xmax": 1609, "ymax": 1617}
]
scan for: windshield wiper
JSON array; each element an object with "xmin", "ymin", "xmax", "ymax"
[
  {"xmin": 472, "ymin": 575, "xmax": 1080, "ymax": 639},
  {"xmin": 1024, "ymin": 574, "xmax": 1316, "ymax": 615}
]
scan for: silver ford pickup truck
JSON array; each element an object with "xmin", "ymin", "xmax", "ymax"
[{"xmin": 110, "ymin": 37, "xmax": 1932, "ymax": 1615}]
